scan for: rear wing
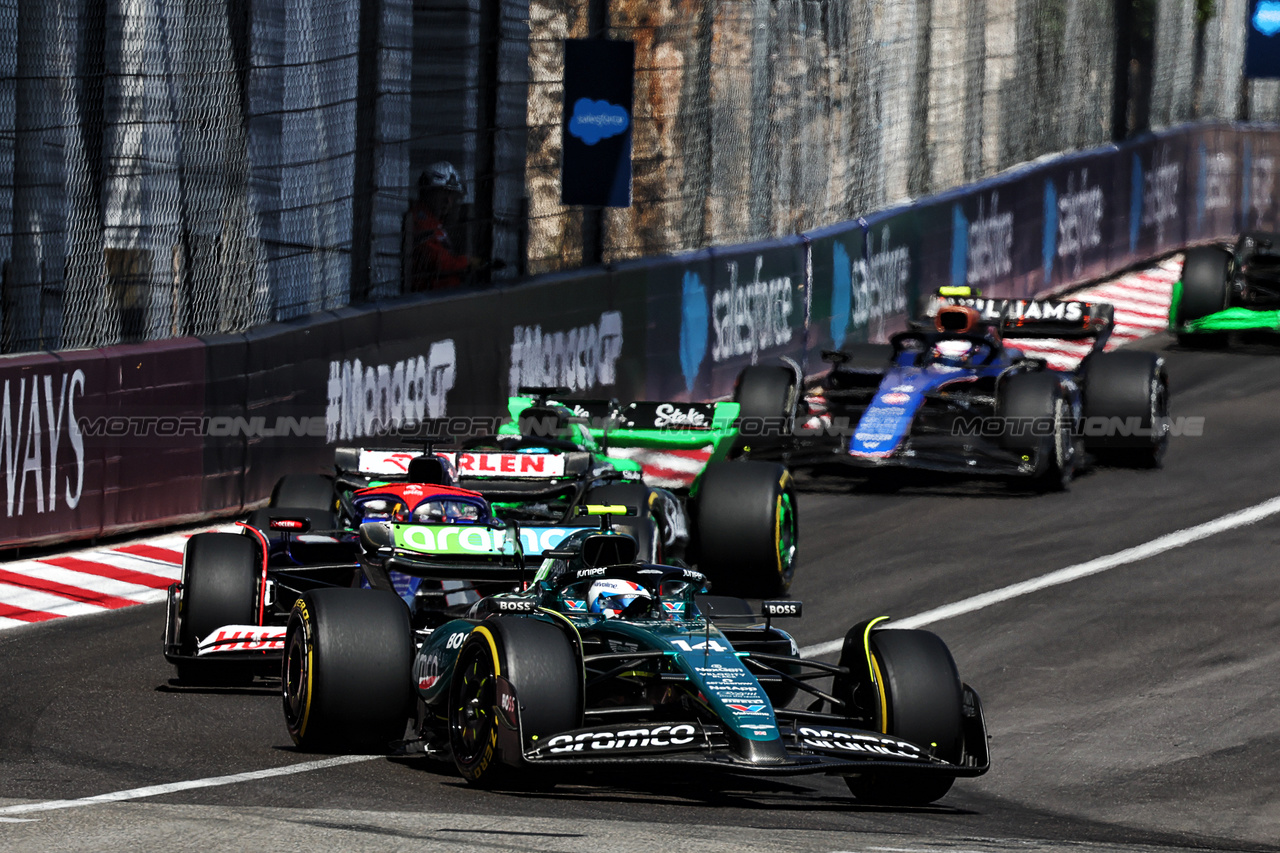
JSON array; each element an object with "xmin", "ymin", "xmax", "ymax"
[
  {"xmin": 931, "ymin": 292, "xmax": 1114, "ymax": 346},
  {"xmin": 503, "ymin": 394, "xmax": 742, "ymax": 463}
]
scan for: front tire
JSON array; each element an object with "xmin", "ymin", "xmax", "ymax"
[
  {"xmin": 694, "ymin": 461, "xmax": 798, "ymax": 597},
  {"xmin": 997, "ymin": 371, "xmax": 1074, "ymax": 492},
  {"xmin": 841, "ymin": 629, "xmax": 965, "ymax": 806},
  {"xmin": 1173, "ymin": 247, "xmax": 1230, "ymax": 348},
  {"xmin": 176, "ymin": 533, "xmax": 259, "ymax": 683},
  {"xmin": 449, "ymin": 618, "xmax": 582, "ymax": 786},
  {"xmin": 283, "ymin": 589, "xmax": 413, "ymax": 752},
  {"xmin": 270, "ymin": 474, "xmax": 336, "ymax": 512}
]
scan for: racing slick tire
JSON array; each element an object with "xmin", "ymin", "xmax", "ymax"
[
  {"xmin": 731, "ymin": 365, "xmax": 798, "ymax": 456},
  {"xmin": 693, "ymin": 461, "xmax": 798, "ymax": 597},
  {"xmin": 996, "ymin": 371, "xmax": 1075, "ymax": 492},
  {"xmin": 840, "ymin": 629, "xmax": 965, "ymax": 806},
  {"xmin": 283, "ymin": 589, "xmax": 414, "ymax": 753},
  {"xmin": 176, "ymin": 533, "xmax": 259, "ymax": 683},
  {"xmin": 1081, "ymin": 351, "xmax": 1169, "ymax": 468},
  {"xmin": 269, "ymin": 474, "xmax": 336, "ymax": 512},
  {"xmin": 449, "ymin": 618, "xmax": 582, "ymax": 787},
  {"xmin": 582, "ymin": 482, "xmax": 659, "ymax": 562},
  {"xmin": 1174, "ymin": 246, "xmax": 1230, "ymax": 348}
]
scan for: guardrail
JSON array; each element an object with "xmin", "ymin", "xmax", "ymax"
[{"xmin": 0, "ymin": 121, "xmax": 1271, "ymax": 549}]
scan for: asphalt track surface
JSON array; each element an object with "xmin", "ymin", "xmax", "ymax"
[{"xmin": 4, "ymin": 332, "xmax": 1280, "ymax": 853}]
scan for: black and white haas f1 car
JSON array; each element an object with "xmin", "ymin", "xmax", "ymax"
[
  {"xmin": 282, "ymin": 508, "xmax": 989, "ymax": 807},
  {"xmin": 733, "ymin": 288, "xmax": 1170, "ymax": 490}
]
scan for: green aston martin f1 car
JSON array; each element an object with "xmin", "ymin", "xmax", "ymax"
[
  {"xmin": 1171, "ymin": 232, "xmax": 1280, "ymax": 346},
  {"xmin": 282, "ymin": 507, "xmax": 989, "ymax": 806}
]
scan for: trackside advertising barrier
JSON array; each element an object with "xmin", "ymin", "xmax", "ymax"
[{"xmin": 1, "ymin": 121, "xmax": 1276, "ymax": 549}]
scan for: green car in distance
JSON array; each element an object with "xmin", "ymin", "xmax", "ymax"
[
  {"xmin": 1172, "ymin": 232, "xmax": 1280, "ymax": 346},
  {"xmin": 282, "ymin": 508, "xmax": 989, "ymax": 806}
]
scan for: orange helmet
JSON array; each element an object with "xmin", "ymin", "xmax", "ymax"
[{"xmin": 934, "ymin": 304, "xmax": 982, "ymax": 334}]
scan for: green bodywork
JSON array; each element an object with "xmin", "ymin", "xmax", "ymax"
[
  {"xmin": 415, "ymin": 591, "xmax": 783, "ymax": 745},
  {"xmin": 497, "ymin": 395, "xmax": 744, "ymax": 494},
  {"xmin": 1170, "ymin": 279, "xmax": 1280, "ymax": 333}
]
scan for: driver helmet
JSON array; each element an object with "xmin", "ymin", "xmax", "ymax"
[
  {"xmin": 930, "ymin": 338, "xmax": 975, "ymax": 366},
  {"xmin": 587, "ymin": 579, "xmax": 651, "ymax": 619},
  {"xmin": 411, "ymin": 499, "xmax": 480, "ymax": 523},
  {"xmin": 420, "ymin": 160, "xmax": 464, "ymax": 195},
  {"xmin": 934, "ymin": 304, "xmax": 982, "ymax": 334}
]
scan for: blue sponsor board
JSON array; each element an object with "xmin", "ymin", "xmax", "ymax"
[
  {"xmin": 1239, "ymin": 126, "xmax": 1280, "ymax": 232},
  {"xmin": 806, "ymin": 211, "xmax": 916, "ymax": 355},
  {"xmin": 632, "ymin": 238, "xmax": 806, "ymax": 401},
  {"xmin": 1248, "ymin": 0, "xmax": 1280, "ymax": 77},
  {"xmin": 1039, "ymin": 152, "xmax": 1116, "ymax": 291},
  {"xmin": 1187, "ymin": 126, "xmax": 1241, "ymax": 243},
  {"xmin": 562, "ymin": 39, "xmax": 634, "ymax": 207}
]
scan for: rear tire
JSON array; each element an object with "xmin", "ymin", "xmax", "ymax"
[
  {"xmin": 732, "ymin": 365, "xmax": 797, "ymax": 455},
  {"xmin": 270, "ymin": 474, "xmax": 335, "ymax": 512},
  {"xmin": 450, "ymin": 618, "xmax": 582, "ymax": 786},
  {"xmin": 282, "ymin": 589, "xmax": 413, "ymax": 752},
  {"xmin": 1082, "ymin": 351, "xmax": 1169, "ymax": 468},
  {"xmin": 842, "ymin": 629, "xmax": 965, "ymax": 806},
  {"xmin": 176, "ymin": 533, "xmax": 259, "ymax": 683},
  {"xmin": 694, "ymin": 462, "xmax": 798, "ymax": 597}
]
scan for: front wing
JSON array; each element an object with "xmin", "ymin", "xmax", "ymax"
[
  {"xmin": 1177, "ymin": 306, "xmax": 1280, "ymax": 333},
  {"xmin": 491, "ymin": 675, "xmax": 990, "ymax": 778}
]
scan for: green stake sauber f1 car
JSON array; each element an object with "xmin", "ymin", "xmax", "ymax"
[
  {"xmin": 282, "ymin": 507, "xmax": 989, "ymax": 806},
  {"xmin": 1171, "ymin": 232, "xmax": 1280, "ymax": 346}
]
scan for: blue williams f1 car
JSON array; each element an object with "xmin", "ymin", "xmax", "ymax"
[
  {"xmin": 733, "ymin": 288, "xmax": 1170, "ymax": 490},
  {"xmin": 281, "ymin": 507, "xmax": 989, "ymax": 806}
]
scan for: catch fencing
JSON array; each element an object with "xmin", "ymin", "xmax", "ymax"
[{"xmin": 1, "ymin": 0, "xmax": 1272, "ymax": 355}]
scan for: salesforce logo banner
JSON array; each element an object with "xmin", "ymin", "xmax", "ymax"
[
  {"xmin": 1192, "ymin": 130, "xmax": 1239, "ymax": 241},
  {"xmin": 1041, "ymin": 159, "xmax": 1112, "ymax": 288},
  {"xmin": 1242, "ymin": 130, "xmax": 1280, "ymax": 231},
  {"xmin": 1128, "ymin": 140, "xmax": 1186, "ymax": 258},
  {"xmin": 646, "ymin": 240, "xmax": 806, "ymax": 400},
  {"xmin": 915, "ymin": 182, "xmax": 1038, "ymax": 300},
  {"xmin": 809, "ymin": 214, "xmax": 915, "ymax": 352},
  {"xmin": 562, "ymin": 39, "xmax": 635, "ymax": 207},
  {"xmin": 1248, "ymin": 0, "xmax": 1280, "ymax": 77}
]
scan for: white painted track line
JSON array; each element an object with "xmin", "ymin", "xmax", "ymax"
[
  {"xmin": 800, "ymin": 493, "xmax": 1280, "ymax": 657},
  {"xmin": 0, "ymin": 756, "xmax": 381, "ymax": 820}
]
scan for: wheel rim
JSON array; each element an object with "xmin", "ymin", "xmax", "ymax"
[
  {"xmin": 775, "ymin": 490, "xmax": 797, "ymax": 580},
  {"xmin": 1151, "ymin": 374, "xmax": 1170, "ymax": 459},
  {"xmin": 283, "ymin": 626, "xmax": 310, "ymax": 735},
  {"xmin": 451, "ymin": 641, "xmax": 496, "ymax": 766},
  {"xmin": 1053, "ymin": 397, "xmax": 1073, "ymax": 482}
]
